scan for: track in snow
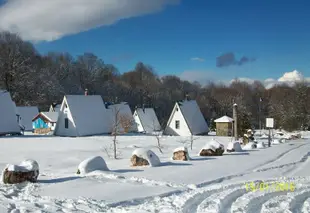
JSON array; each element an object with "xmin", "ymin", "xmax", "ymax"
[{"xmin": 1, "ymin": 141, "xmax": 310, "ymax": 212}]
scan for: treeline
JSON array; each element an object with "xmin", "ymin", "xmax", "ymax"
[{"xmin": 0, "ymin": 32, "xmax": 309, "ymax": 132}]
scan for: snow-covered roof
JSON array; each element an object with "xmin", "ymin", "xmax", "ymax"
[
  {"xmin": 175, "ymin": 100, "xmax": 209, "ymax": 135},
  {"xmin": 134, "ymin": 108, "xmax": 161, "ymax": 133},
  {"xmin": 49, "ymin": 104, "xmax": 61, "ymax": 112},
  {"xmin": 0, "ymin": 90, "xmax": 20, "ymax": 134},
  {"xmin": 40, "ymin": 112, "xmax": 59, "ymax": 122},
  {"xmin": 214, "ymin": 115, "xmax": 234, "ymax": 123},
  {"xmin": 58, "ymin": 95, "xmax": 111, "ymax": 136},
  {"xmin": 16, "ymin": 106, "xmax": 39, "ymax": 130},
  {"xmin": 108, "ymin": 103, "xmax": 137, "ymax": 132}
]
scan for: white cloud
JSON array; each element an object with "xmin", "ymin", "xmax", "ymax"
[
  {"xmin": 190, "ymin": 57, "xmax": 205, "ymax": 62},
  {"xmin": 278, "ymin": 70, "xmax": 304, "ymax": 82},
  {"xmin": 0, "ymin": 0, "xmax": 179, "ymax": 42},
  {"xmin": 230, "ymin": 77, "xmax": 255, "ymax": 84},
  {"xmin": 181, "ymin": 69, "xmax": 310, "ymax": 88},
  {"xmin": 233, "ymin": 70, "xmax": 310, "ymax": 89}
]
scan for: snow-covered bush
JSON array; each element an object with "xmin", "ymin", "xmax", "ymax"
[
  {"xmin": 172, "ymin": 147, "xmax": 190, "ymax": 161},
  {"xmin": 77, "ymin": 156, "xmax": 109, "ymax": 175},
  {"xmin": 242, "ymin": 142, "xmax": 257, "ymax": 150},
  {"xmin": 226, "ymin": 141, "xmax": 243, "ymax": 152},
  {"xmin": 2, "ymin": 159, "xmax": 39, "ymax": 184},
  {"xmin": 272, "ymin": 139, "xmax": 280, "ymax": 145},
  {"xmin": 256, "ymin": 141, "xmax": 266, "ymax": 149},
  {"xmin": 131, "ymin": 148, "xmax": 161, "ymax": 167},
  {"xmin": 199, "ymin": 138, "xmax": 224, "ymax": 156}
]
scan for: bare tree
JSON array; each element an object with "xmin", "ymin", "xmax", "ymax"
[
  {"xmin": 177, "ymin": 135, "xmax": 199, "ymax": 150},
  {"xmin": 107, "ymin": 106, "xmax": 135, "ymax": 159},
  {"xmin": 109, "ymin": 106, "xmax": 122, "ymax": 159},
  {"xmin": 189, "ymin": 135, "xmax": 199, "ymax": 150}
]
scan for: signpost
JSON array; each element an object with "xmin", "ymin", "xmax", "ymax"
[{"xmin": 266, "ymin": 118, "xmax": 274, "ymax": 147}]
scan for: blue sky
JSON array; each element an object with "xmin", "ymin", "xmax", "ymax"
[{"xmin": 1, "ymin": 0, "xmax": 310, "ymax": 84}]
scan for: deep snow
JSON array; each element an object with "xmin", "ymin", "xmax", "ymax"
[{"xmin": 0, "ymin": 132, "xmax": 309, "ymax": 212}]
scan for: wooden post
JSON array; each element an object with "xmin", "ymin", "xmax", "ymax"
[
  {"xmin": 233, "ymin": 103, "xmax": 238, "ymax": 140},
  {"xmin": 268, "ymin": 128, "xmax": 271, "ymax": 147}
]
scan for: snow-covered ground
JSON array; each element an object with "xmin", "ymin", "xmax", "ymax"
[{"xmin": 0, "ymin": 132, "xmax": 310, "ymax": 212}]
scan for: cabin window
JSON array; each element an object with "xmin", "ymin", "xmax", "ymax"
[
  {"xmin": 175, "ymin": 120, "xmax": 180, "ymax": 129},
  {"xmin": 65, "ymin": 118, "xmax": 69, "ymax": 129},
  {"xmin": 176, "ymin": 107, "xmax": 178, "ymax": 111}
]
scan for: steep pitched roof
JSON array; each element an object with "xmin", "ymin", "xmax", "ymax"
[
  {"xmin": 135, "ymin": 108, "xmax": 161, "ymax": 132},
  {"xmin": 50, "ymin": 104, "xmax": 61, "ymax": 112},
  {"xmin": 40, "ymin": 112, "xmax": 59, "ymax": 122},
  {"xmin": 63, "ymin": 95, "xmax": 111, "ymax": 136},
  {"xmin": 16, "ymin": 106, "xmax": 39, "ymax": 130},
  {"xmin": 167, "ymin": 100, "xmax": 209, "ymax": 135},
  {"xmin": 108, "ymin": 102, "xmax": 137, "ymax": 132},
  {"xmin": 0, "ymin": 90, "xmax": 20, "ymax": 134},
  {"xmin": 214, "ymin": 115, "xmax": 234, "ymax": 123}
]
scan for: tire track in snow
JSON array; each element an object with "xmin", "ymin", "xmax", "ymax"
[
  {"xmin": 231, "ymin": 180, "xmax": 310, "ymax": 213},
  {"xmin": 288, "ymin": 190, "xmax": 310, "ymax": 213},
  {"xmin": 247, "ymin": 143, "xmax": 307, "ymax": 172},
  {"xmin": 302, "ymin": 197, "xmax": 310, "ymax": 213},
  {"xmin": 253, "ymin": 151, "xmax": 310, "ymax": 173},
  {"xmin": 182, "ymin": 180, "xmax": 276, "ymax": 213},
  {"xmin": 196, "ymin": 187, "xmax": 245, "ymax": 213}
]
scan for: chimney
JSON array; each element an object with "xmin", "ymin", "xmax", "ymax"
[
  {"xmin": 185, "ymin": 93, "xmax": 189, "ymax": 101},
  {"xmin": 84, "ymin": 89, "xmax": 88, "ymax": 96}
]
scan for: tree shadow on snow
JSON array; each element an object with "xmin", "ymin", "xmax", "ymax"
[
  {"xmin": 38, "ymin": 176, "xmax": 82, "ymax": 184},
  {"xmin": 223, "ymin": 152, "xmax": 250, "ymax": 156},
  {"xmin": 111, "ymin": 169, "xmax": 143, "ymax": 173},
  {"xmin": 190, "ymin": 157, "xmax": 216, "ymax": 161},
  {"xmin": 160, "ymin": 162, "xmax": 192, "ymax": 167}
]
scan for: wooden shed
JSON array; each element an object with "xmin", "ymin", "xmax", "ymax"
[{"xmin": 214, "ymin": 115, "xmax": 234, "ymax": 136}]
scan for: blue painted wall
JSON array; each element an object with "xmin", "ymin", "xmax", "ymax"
[{"xmin": 32, "ymin": 117, "xmax": 49, "ymax": 129}]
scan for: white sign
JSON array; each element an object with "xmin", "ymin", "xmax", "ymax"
[{"xmin": 266, "ymin": 118, "xmax": 274, "ymax": 128}]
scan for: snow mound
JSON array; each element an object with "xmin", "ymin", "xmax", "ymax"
[
  {"xmin": 272, "ymin": 139, "xmax": 281, "ymax": 145},
  {"xmin": 6, "ymin": 159, "xmax": 39, "ymax": 172},
  {"xmin": 256, "ymin": 141, "xmax": 266, "ymax": 149},
  {"xmin": 200, "ymin": 138, "xmax": 224, "ymax": 153},
  {"xmin": 172, "ymin": 146, "xmax": 190, "ymax": 160},
  {"xmin": 77, "ymin": 156, "xmax": 109, "ymax": 175},
  {"xmin": 1, "ymin": 159, "xmax": 39, "ymax": 184},
  {"xmin": 301, "ymin": 131, "xmax": 310, "ymax": 139},
  {"xmin": 242, "ymin": 142, "xmax": 257, "ymax": 150},
  {"xmin": 260, "ymin": 134, "xmax": 269, "ymax": 139},
  {"xmin": 132, "ymin": 148, "xmax": 161, "ymax": 167},
  {"xmin": 226, "ymin": 141, "xmax": 243, "ymax": 152}
]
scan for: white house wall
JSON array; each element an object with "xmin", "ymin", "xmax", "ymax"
[
  {"xmin": 133, "ymin": 112, "xmax": 144, "ymax": 132},
  {"xmin": 165, "ymin": 105, "xmax": 191, "ymax": 136},
  {"xmin": 54, "ymin": 101, "xmax": 77, "ymax": 137}
]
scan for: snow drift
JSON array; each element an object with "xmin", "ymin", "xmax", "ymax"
[
  {"xmin": 77, "ymin": 156, "xmax": 109, "ymax": 175},
  {"xmin": 226, "ymin": 141, "xmax": 243, "ymax": 152}
]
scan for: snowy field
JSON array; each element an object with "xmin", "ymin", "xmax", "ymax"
[{"xmin": 0, "ymin": 132, "xmax": 310, "ymax": 212}]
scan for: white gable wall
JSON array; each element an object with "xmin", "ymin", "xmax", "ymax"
[
  {"xmin": 134, "ymin": 108, "xmax": 161, "ymax": 133},
  {"xmin": 0, "ymin": 91, "xmax": 20, "ymax": 135},
  {"xmin": 54, "ymin": 98, "xmax": 78, "ymax": 136},
  {"xmin": 133, "ymin": 111, "xmax": 144, "ymax": 132},
  {"xmin": 164, "ymin": 104, "xmax": 191, "ymax": 136}
]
